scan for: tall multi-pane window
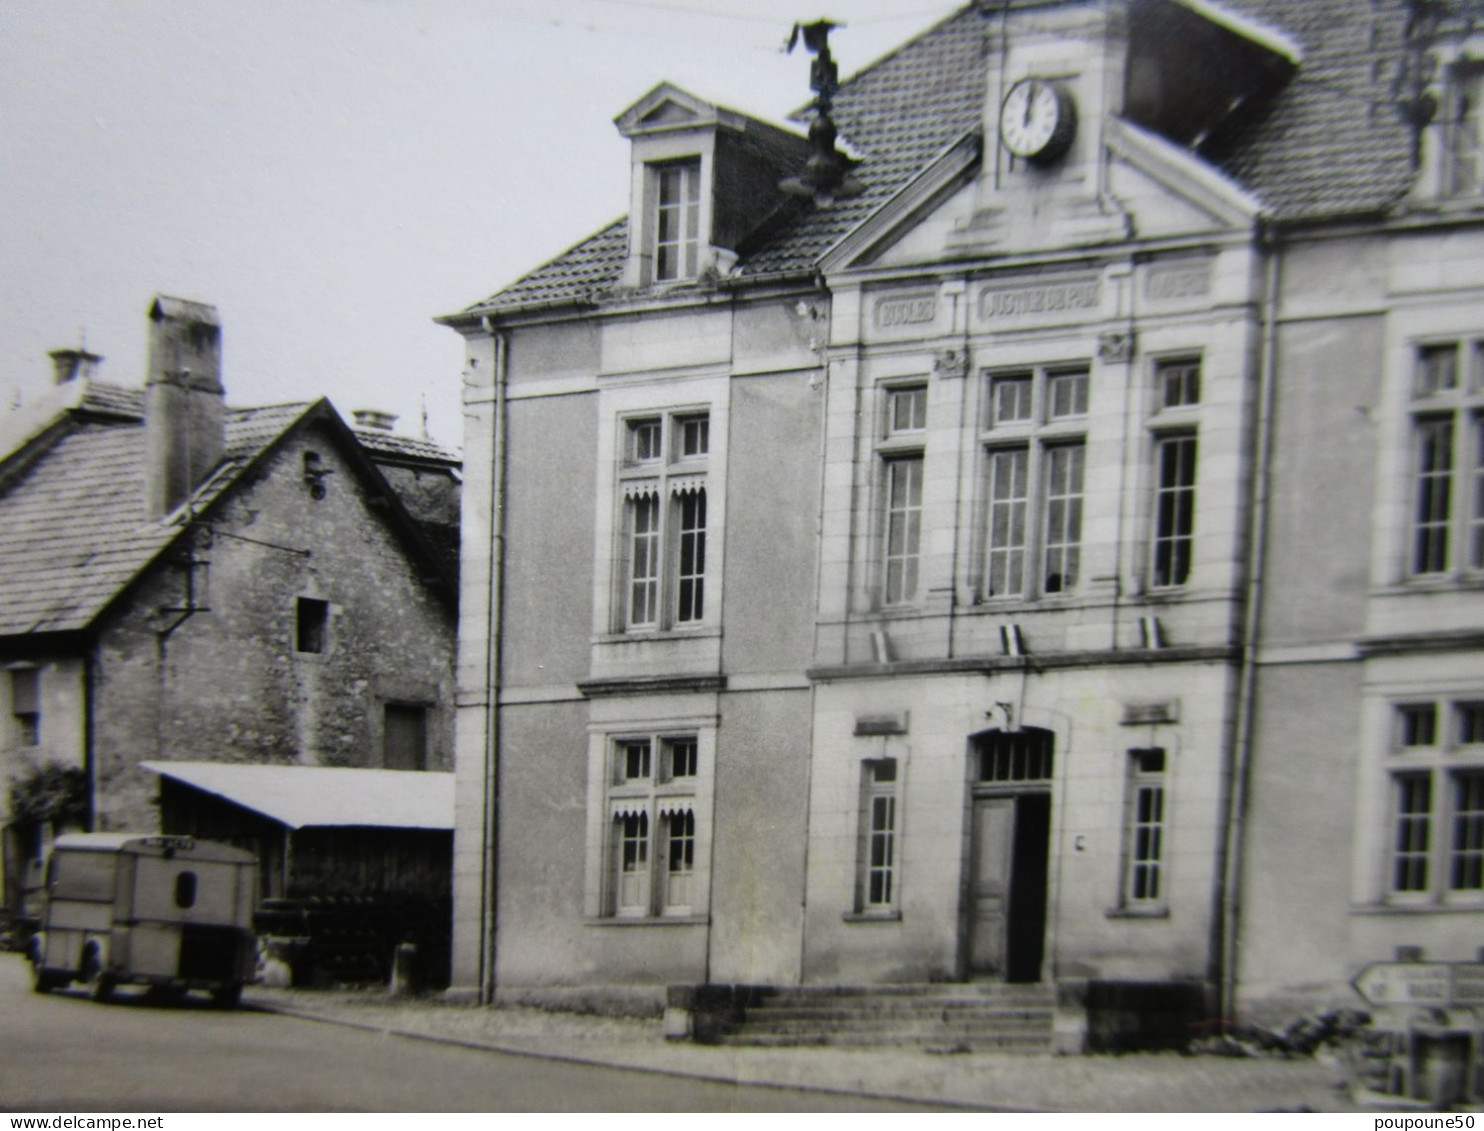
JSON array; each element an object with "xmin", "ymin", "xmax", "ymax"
[
  {"xmin": 619, "ymin": 410, "xmax": 710, "ymax": 630},
  {"xmin": 1385, "ymin": 699, "xmax": 1484, "ymax": 901},
  {"xmin": 883, "ymin": 457, "xmax": 924, "ymax": 605},
  {"xmin": 877, "ymin": 383, "xmax": 928, "ymax": 607},
  {"xmin": 1122, "ymin": 748, "xmax": 1168, "ymax": 907},
  {"xmin": 1451, "ymin": 771, "xmax": 1484, "ymax": 891},
  {"xmin": 653, "ymin": 161, "xmax": 701, "ymax": 281},
  {"xmin": 981, "ymin": 365, "xmax": 1089, "ymax": 599},
  {"xmin": 628, "ymin": 494, "xmax": 662, "ymax": 626},
  {"xmin": 1393, "ymin": 774, "xmax": 1433, "ymax": 893},
  {"xmin": 857, "ymin": 759, "xmax": 900, "ymax": 912},
  {"xmin": 1043, "ymin": 445, "xmax": 1085, "ymax": 594},
  {"xmin": 1408, "ymin": 341, "xmax": 1484, "ymax": 576},
  {"xmin": 985, "ymin": 449, "xmax": 1028, "ymax": 598},
  {"xmin": 676, "ymin": 490, "xmax": 706, "ymax": 623},
  {"xmin": 1152, "ymin": 434, "xmax": 1198, "ymax": 588},
  {"xmin": 605, "ymin": 734, "xmax": 702, "ymax": 918}
]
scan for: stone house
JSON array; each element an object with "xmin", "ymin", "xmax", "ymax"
[
  {"xmin": 441, "ymin": 0, "xmax": 1484, "ymax": 1037},
  {"xmin": 0, "ymin": 296, "xmax": 458, "ymax": 917}
]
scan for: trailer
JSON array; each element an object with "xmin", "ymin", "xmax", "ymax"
[{"xmin": 29, "ymin": 833, "xmax": 257, "ymax": 1007}]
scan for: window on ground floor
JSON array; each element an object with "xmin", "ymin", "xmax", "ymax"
[
  {"xmin": 856, "ymin": 758, "xmax": 900, "ymax": 913},
  {"xmin": 1120, "ymin": 747, "xmax": 1168, "ymax": 909},
  {"xmin": 602, "ymin": 733, "xmax": 704, "ymax": 918},
  {"xmin": 1386, "ymin": 698, "xmax": 1484, "ymax": 902}
]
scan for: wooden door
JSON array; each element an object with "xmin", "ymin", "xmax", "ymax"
[{"xmin": 968, "ymin": 797, "xmax": 1016, "ymax": 978}]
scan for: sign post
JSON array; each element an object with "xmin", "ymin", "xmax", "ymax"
[{"xmin": 1350, "ymin": 961, "xmax": 1484, "ymax": 1107}]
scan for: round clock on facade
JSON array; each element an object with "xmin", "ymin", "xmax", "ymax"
[{"xmin": 999, "ymin": 78, "xmax": 1077, "ymax": 166}]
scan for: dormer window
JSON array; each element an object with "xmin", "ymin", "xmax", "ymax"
[
  {"xmin": 614, "ymin": 83, "xmax": 810, "ymax": 290},
  {"xmin": 654, "ymin": 161, "xmax": 701, "ymax": 281},
  {"xmin": 1449, "ymin": 66, "xmax": 1484, "ymax": 197}
]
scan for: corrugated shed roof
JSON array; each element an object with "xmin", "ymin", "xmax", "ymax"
[
  {"xmin": 464, "ymin": 0, "xmax": 1419, "ymax": 318},
  {"xmin": 143, "ymin": 761, "xmax": 455, "ymax": 831},
  {"xmin": 0, "ymin": 399, "xmax": 312, "ymax": 637}
]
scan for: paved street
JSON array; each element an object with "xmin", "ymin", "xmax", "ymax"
[{"xmin": 0, "ymin": 956, "xmax": 946, "ymax": 1112}]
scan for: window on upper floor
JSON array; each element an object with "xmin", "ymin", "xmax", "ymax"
[
  {"xmin": 10, "ymin": 668, "xmax": 39, "ymax": 748},
  {"xmin": 1148, "ymin": 356, "xmax": 1203, "ymax": 590},
  {"xmin": 1449, "ymin": 66, "xmax": 1484, "ymax": 197},
  {"xmin": 604, "ymin": 734, "xmax": 703, "ymax": 918},
  {"xmin": 295, "ymin": 597, "xmax": 330, "ymax": 655},
  {"xmin": 1152, "ymin": 433, "xmax": 1199, "ymax": 589},
  {"xmin": 877, "ymin": 384, "xmax": 928, "ymax": 608},
  {"xmin": 1386, "ymin": 699, "xmax": 1484, "ymax": 901},
  {"xmin": 1157, "ymin": 357, "xmax": 1202, "ymax": 409},
  {"xmin": 652, "ymin": 161, "xmax": 702, "ymax": 282},
  {"xmin": 1408, "ymin": 340, "xmax": 1484, "ymax": 577},
  {"xmin": 980, "ymin": 365, "xmax": 1089, "ymax": 600},
  {"xmin": 619, "ymin": 411, "xmax": 709, "ymax": 631}
]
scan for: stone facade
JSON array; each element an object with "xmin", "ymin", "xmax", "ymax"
[
  {"xmin": 0, "ymin": 300, "xmax": 457, "ymax": 914},
  {"xmin": 88, "ymin": 423, "xmax": 456, "ymax": 830},
  {"xmin": 446, "ymin": 0, "xmax": 1484, "ymax": 1029}
]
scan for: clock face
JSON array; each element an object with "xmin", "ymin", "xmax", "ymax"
[{"xmin": 999, "ymin": 79, "xmax": 1076, "ymax": 165}]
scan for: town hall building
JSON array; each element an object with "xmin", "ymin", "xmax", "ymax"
[{"xmin": 441, "ymin": 0, "xmax": 1484, "ymax": 1040}]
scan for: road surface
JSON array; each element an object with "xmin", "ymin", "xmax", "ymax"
[{"xmin": 0, "ymin": 956, "xmax": 948, "ymax": 1112}]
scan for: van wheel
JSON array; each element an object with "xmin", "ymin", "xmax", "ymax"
[
  {"xmin": 210, "ymin": 982, "xmax": 242, "ymax": 1009},
  {"xmin": 81, "ymin": 948, "xmax": 113, "ymax": 1003},
  {"xmin": 30, "ymin": 958, "xmax": 59, "ymax": 994}
]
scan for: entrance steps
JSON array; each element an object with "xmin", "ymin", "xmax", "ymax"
[{"xmin": 714, "ymin": 983, "xmax": 1056, "ymax": 1053}]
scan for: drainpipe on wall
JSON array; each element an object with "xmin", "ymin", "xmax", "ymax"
[
  {"xmin": 478, "ymin": 321, "xmax": 509, "ymax": 1007},
  {"xmin": 1218, "ymin": 237, "xmax": 1282, "ymax": 1025},
  {"xmin": 84, "ymin": 645, "xmax": 99, "ymax": 832},
  {"xmin": 800, "ymin": 281, "xmax": 832, "ymax": 987}
]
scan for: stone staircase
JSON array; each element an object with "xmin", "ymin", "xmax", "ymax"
[{"xmin": 714, "ymin": 982, "xmax": 1057, "ymax": 1053}]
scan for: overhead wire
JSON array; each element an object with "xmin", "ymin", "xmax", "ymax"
[{"xmin": 480, "ymin": 0, "xmax": 960, "ymax": 53}]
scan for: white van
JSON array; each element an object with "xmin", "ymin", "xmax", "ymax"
[{"xmin": 29, "ymin": 833, "xmax": 257, "ymax": 1007}]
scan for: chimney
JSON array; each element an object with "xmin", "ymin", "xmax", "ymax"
[
  {"xmin": 48, "ymin": 348, "xmax": 103, "ymax": 386},
  {"xmin": 352, "ymin": 408, "xmax": 398, "ymax": 432},
  {"xmin": 144, "ymin": 295, "xmax": 225, "ymax": 520}
]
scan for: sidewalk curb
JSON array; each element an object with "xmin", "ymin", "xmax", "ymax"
[{"xmin": 248, "ymin": 1000, "xmax": 1027, "ymax": 1112}]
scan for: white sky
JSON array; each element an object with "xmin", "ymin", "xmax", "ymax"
[{"xmin": 0, "ymin": 0, "xmax": 960, "ymax": 450}]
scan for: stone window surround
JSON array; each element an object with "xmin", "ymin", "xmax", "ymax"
[{"xmin": 583, "ymin": 713, "xmax": 717, "ymax": 924}]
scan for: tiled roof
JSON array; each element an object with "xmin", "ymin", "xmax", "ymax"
[
  {"xmin": 352, "ymin": 427, "xmax": 459, "ymax": 465},
  {"xmin": 463, "ymin": 0, "xmax": 1420, "ymax": 318},
  {"xmin": 76, "ymin": 382, "xmax": 144, "ymax": 420},
  {"xmin": 474, "ymin": 219, "xmax": 629, "ymax": 314},
  {"xmin": 0, "ymin": 399, "xmax": 313, "ymax": 637},
  {"xmin": 1212, "ymin": 0, "xmax": 1417, "ymax": 219}
]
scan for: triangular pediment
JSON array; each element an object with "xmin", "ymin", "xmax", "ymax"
[
  {"xmin": 615, "ymin": 82, "xmax": 721, "ymax": 138},
  {"xmin": 822, "ymin": 118, "xmax": 1262, "ymax": 273}
]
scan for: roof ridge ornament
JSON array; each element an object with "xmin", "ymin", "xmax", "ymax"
[{"xmin": 781, "ymin": 18, "xmax": 863, "ymax": 207}]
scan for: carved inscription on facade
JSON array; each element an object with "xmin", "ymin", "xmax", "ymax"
[
  {"xmin": 874, "ymin": 294, "xmax": 938, "ymax": 330},
  {"xmin": 1145, "ymin": 263, "xmax": 1212, "ymax": 301},
  {"xmin": 979, "ymin": 278, "xmax": 1101, "ymax": 323}
]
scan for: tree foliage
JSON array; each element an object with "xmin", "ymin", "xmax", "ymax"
[{"xmin": 7, "ymin": 762, "xmax": 88, "ymax": 829}]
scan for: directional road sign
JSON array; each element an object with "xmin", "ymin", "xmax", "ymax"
[{"xmin": 1353, "ymin": 961, "xmax": 1484, "ymax": 1008}]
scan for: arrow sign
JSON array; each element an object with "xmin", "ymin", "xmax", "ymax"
[{"xmin": 1353, "ymin": 962, "xmax": 1484, "ymax": 1007}]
